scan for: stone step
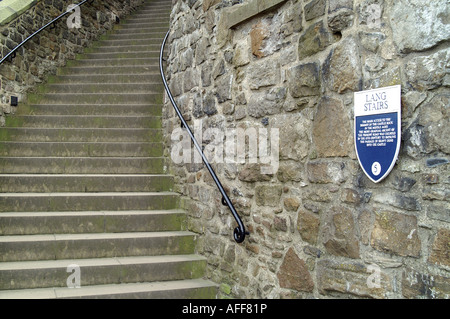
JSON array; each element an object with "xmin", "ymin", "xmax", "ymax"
[
  {"xmin": 0, "ymin": 128, "xmax": 162, "ymax": 142},
  {"xmin": 0, "ymin": 278, "xmax": 218, "ymax": 299},
  {"xmin": 73, "ymin": 57, "xmax": 159, "ymax": 67},
  {"xmin": 92, "ymin": 44, "xmax": 160, "ymax": 54},
  {"xmin": 0, "ymin": 231, "xmax": 195, "ymax": 262},
  {"xmin": 50, "ymin": 73, "xmax": 161, "ymax": 84},
  {"xmin": 107, "ymin": 32, "xmax": 167, "ymax": 40},
  {"xmin": 33, "ymin": 93, "xmax": 162, "ymax": 105},
  {"xmin": 0, "ymin": 142, "xmax": 163, "ymax": 157},
  {"xmin": 113, "ymin": 25, "xmax": 168, "ymax": 35},
  {"xmin": 0, "ymin": 191, "xmax": 179, "ymax": 213},
  {"xmin": 58, "ymin": 65, "xmax": 160, "ymax": 75},
  {"xmin": 118, "ymin": 21, "xmax": 169, "ymax": 30},
  {"xmin": 0, "ymin": 174, "xmax": 173, "ymax": 193},
  {"xmin": 6, "ymin": 115, "xmax": 161, "ymax": 128},
  {"xmin": 0, "ymin": 255, "xmax": 206, "ymax": 290},
  {"xmin": 83, "ymin": 51, "xmax": 160, "ymax": 59},
  {"xmin": 0, "ymin": 157, "xmax": 166, "ymax": 174},
  {"xmin": 0, "ymin": 210, "xmax": 183, "ymax": 235},
  {"xmin": 23, "ymin": 103, "xmax": 162, "ymax": 116},
  {"xmin": 98, "ymin": 38, "xmax": 163, "ymax": 46},
  {"xmin": 44, "ymin": 83, "xmax": 161, "ymax": 94}
]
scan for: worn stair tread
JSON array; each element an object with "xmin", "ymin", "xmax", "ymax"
[
  {"xmin": 0, "ymin": 254, "xmax": 205, "ymax": 271},
  {"xmin": 0, "ymin": 279, "xmax": 217, "ymax": 299},
  {"xmin": 0, "ymin": 191, "xmax": 177, "ymax": 197},
  {"xmin": 0, "ymin": 230, "xmax": 194, "ymax": 243},
  {"xmin": 0, "ymin": 208, "xmax": 185, "ymax": 217}
]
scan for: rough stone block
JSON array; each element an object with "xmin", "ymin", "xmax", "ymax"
[
  {"xmin": 255, "ymin": 184, "xmax": 282, "ymax": 207},
  {"xmin": 312, "ymin": 96, "xmax": 351, "ymax": 157},
  {"xmin": 277, "ymin": 247, "xmax": 314, "ymax": 292},
  {"xmin": 428, "ymin": 228, "xmax": 450, "ymax": 268},
  {"xmin": 287, "ymin": 62, "xmax": 320, "ymax": 98},
  {"xmin": 297, "ymin": 210, "xmax": 319, "ymax": 244},
  {"xmin": 370, "ymin": 211, "xmax": 421, "ymax": 257},
  {"xmin": 390, "ymin": 0, "xmax": 450, "ymax": 53},
  {"xmin": 321, "ymin": 206, "xmax": 360, "ymax": 258},
  {"xmin": 317, "ymin": 259, "xmax": 393, "ymax": 298},
  {"xmin": 323, "ymin": 36, "xmax": 362, "ymax": 93},
  {"xmin": 402, "ymin": 267, "xmax": 450, "ymax": 299},
  {"xmin": 298, "ymin": 21, "xmax": 336, "ymax": 58}
]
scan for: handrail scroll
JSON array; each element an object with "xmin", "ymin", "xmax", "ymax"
[{"xmin": 159, "ymin": 30, "xmax": 248, "ymax": 243}]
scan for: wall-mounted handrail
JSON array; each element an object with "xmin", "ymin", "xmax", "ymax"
[
  {"xmin": 0, "ymin": 0, "xmax": 93, "ymax": 65},
  {"xmin": 159, "ymin": 30, "xmax": 248, "ymax": 243}
]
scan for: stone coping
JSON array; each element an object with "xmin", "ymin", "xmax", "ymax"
[{"xmin": 0, "ymin": 0, "xmax": 39, "ymax": 26}]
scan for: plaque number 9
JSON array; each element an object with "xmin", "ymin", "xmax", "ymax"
[{"xmin": 371, "ymin": 162, "xmax": 381, "ymax": 176}]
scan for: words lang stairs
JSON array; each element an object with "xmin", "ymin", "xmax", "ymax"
[{"xmin": 0, "ymin": 0, "xmax": 217, "ymax": 299}]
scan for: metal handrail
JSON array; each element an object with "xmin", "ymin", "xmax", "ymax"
[
  {"xmin": 0, "ymin": 0, "xmax": 93, "ymax": 65},
  {"xmin": 159, "ymin": 30, "xmax": 248, "ymax": 243}
]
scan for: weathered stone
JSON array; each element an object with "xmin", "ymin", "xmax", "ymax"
[
  {"xmin": 371, "ymin": 211, "xmax": 421, "ymax": 257},
  {"xmin": 329, "ymin": 0, "xmax": 353, "ymax": 13},
  {"xmin": 368, "ymin": 66, "xmax": 402, "ymax": 89},
  {"xmin": 248, "ymin": 58, "xmax": 280, "ymax": 90},
  {"xmin": 341, "ymin": 188, "xmax": 362, "ymax": 204},
  {"xmin": 277, "ymin": 247, "xmax": 314, "ymax": 292},
  {"xmin": 392, "ymin": 176, "xmax": 416, "ymax": 192},
  {"xmin": 233, "ymin": 41, "xmax": 250, "ymax": 67},
  {"xmin": 373, "ymin": 193, "xmax": 421, "ymax": 211},
  {"xmin": 298, "ymin": 21, "xmax": 336, "ymax": 58},
  {"xmin": 390, "ymin": 0, "xmax": 450, "ymax": 53},
  {"xmin": 358, "ymin": 31, "xmax": 386, "ymax": 52},
  {"xmin": 405, "ymin": 49, "xmax": 449, "ymax": 91},
  {"xmin": 402, "ymin": 267, "xmax": 450, "ymax": 299},
  {"xmin": 328, "ymin": 9, "xmax": 354, "ymax": 32},
  {"xmin": 195, "ymin": 37, "xmax": 209, "ymax": 65},
  {"xmin": 304, "ymin": 0, "xmax": 326, "ymax": 21},
  {"xmin": 312, "ymin": 97, "xmax": 351, "ymax": 157},
  {"xmin": 323, "ymin": 37, "xmax": 362, "ymax": 93},
  {"xmin": 274, "ymin": 216, "xmax": 288, "ymax": 232},
  {"xmin": 247, "ymin": 87, "xmax": 286, "ymax": 118},
  {"xmin": 307, "ymin": 160, "xmax": 347, "ymax": 184},
  {"xmin": 183, "ymin": 68, "xmax": 200, "ymax": 92},
  {"xmin": 214, "ymin": 74, "xmax": 233, "ymax": 103},
  {"xmin": 287, "ymin": 62, "xmax": 320, "ymax": 98},
  {"xmin": 418, "ymin": 94, "xmax": 450, "ymax": 154},
  {"xmin": 284, "ymin": 197, "xmax": 300, "ymax": 212},
  {"xmin": 317, "ymin": 259, "xmax": 392, "ymax": 298},
  {"xmin": 358, "ymin": 209, "xmax": 373, "ymax": 245},
  {"xmin": 203, "ymin": 91, "xmax": 217, "ymax": 116},
  {"xmin": 250, "ymin": 22, "xmax": 268, "ymax": 58},
  {"xmin": 322, "ymin": 206, "xmax": 360, "ymax": 258},
  {"xmin": 238, "ymin": 163, "xmax": 272, "ymax": 182},
  {"xmin": 255, "ymin": 185, "xmax": 282, "ymax": 207},
  {"xmin": 427, "ymin": 202, "xmax": 450, "ymax": 223},
  {"xmin": 297, "ymin": 210, "xmax": 319, "ymax": 244},
  {"xmin": 403, "ymin": 120, "xmax": 431, "ymax": 159},
  {"xmin": 428, "ymin": 228, "xmax": 450, "ymax": 268},
  {"xmin": 277, "ymin": 161, "xmax": 302, "ymax": 182},
  {"xmin": 275, "ymin": 114, "xmax": 310, "ymax": 161}
]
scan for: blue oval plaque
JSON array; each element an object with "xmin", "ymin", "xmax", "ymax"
[{"xmin": 354, "ymin": 85, "xmax": 401, "ymax": 183}]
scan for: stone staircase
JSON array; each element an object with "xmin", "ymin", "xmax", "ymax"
[{"xmin": 0, "ymin": 0, "xmax": 217, "ymax": 299}]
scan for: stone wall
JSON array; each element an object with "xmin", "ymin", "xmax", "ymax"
[
  {"xmin": 163, "ymin": 0, "xmax": 449, "ymax": 299},
  {"xmin": 0, "ymin": 0, "xmax": 145, "ymax": 123}
]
